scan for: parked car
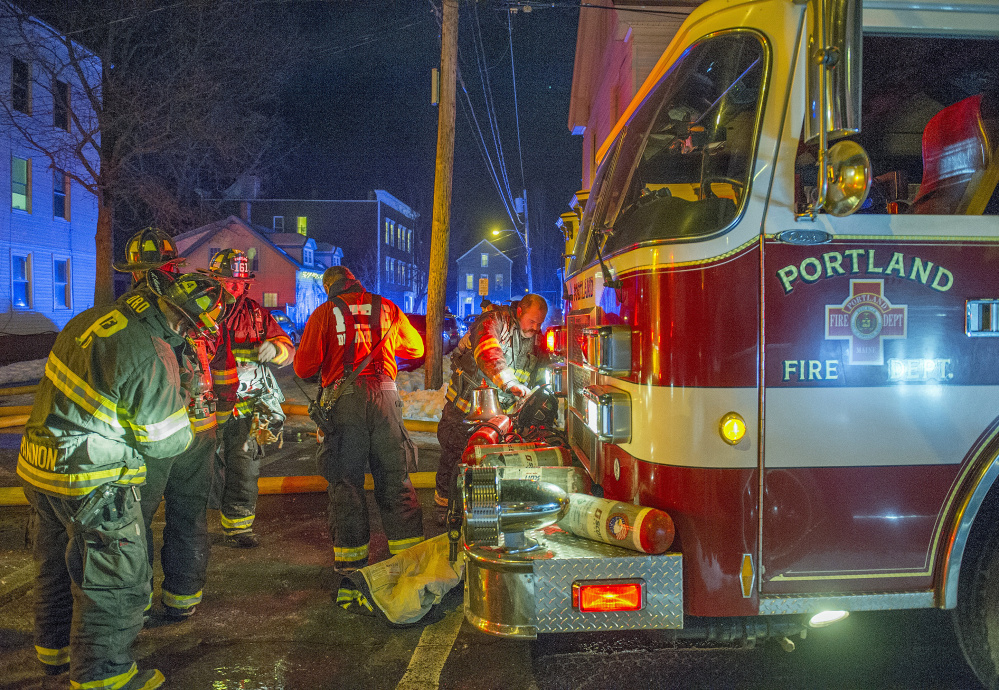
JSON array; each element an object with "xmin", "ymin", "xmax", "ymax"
[
  {"xmin": 266, "ymin": 309, "xmax": 301, "ymax": 346},
  {"xmin": 397, "ymin": 313, "xmax": 461, "ymax": 372}
]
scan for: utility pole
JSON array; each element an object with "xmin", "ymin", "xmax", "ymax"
[{"xmin": 425, "ymin": 0, "xmax": 458, "ymax": 391}]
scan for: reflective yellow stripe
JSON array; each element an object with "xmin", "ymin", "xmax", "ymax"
[
  {"xmin": 334, "ymin": 543, "xmax": 369, "ymax": 563},
  {"xmin": 35, "ymin": 644, "xmax": 70, "ymax": 666},
  {"xmin": 162, "ymin": 589, "xmax": 202, "ymax": 609},
  {"xmin": 220, "ymin": 514, "xmax": 254, "ymax": 530},
  {"xmin": 215, "ymin": 409, "xmax": 232, "ymax": 426},
  {"xmin": 272, "ymin": 340, "xmax": 292, "ymax": 365},
  {"xmin": 388, "ymin": 535, "xmax": 424, "ymax": 554},
  {"xmin": 212, "ymin": 368, "xmax": 238, "ymax": 385},
  {"xmin": 16, "ymin": 459, "xmax": 145, "ymax": 498},
  {"xmin": 235, "ymin": 400, "xmax": 254, "ymax": 415},
  {"xmin": 473, "ymin": 337, "xmax": 501, "ymax": 360},
  {"xmin": 455, "ymin": 397, "xmax": 470, "ymax": 413},
  {"xmin": 145, "ymin": 591, "xmax": 153, "ymax": 612},
  {"xmin": 189, "ymin": 413, "xmax": 218, "ymax": 433},
  {"xmin": 129, "ymin": 407, "xmax": 190, "ymax": 443},
  {"xmin": 232, "ymin": 347, "xmax": 256, "ymax": 363},
  {"xmin": 46, "ymin": 354, "xmax": 121, "ymax": 429},
  {"xmin": 70, "ymin": 662, "xmax": 137, "ymax": 689},
  {"xmin": 336, "ymin": 588, "xmax": 373, "ymax": 612}
]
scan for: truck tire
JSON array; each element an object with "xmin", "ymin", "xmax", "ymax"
[{"xmin": 953, "ymin": 513, "xmax": 999, "ymax": 689}]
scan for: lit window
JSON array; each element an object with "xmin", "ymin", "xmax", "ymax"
[
  {"xmin": 12, "ymin": 254, "xmax": 30, "ymax": 308},
  {"xmin": 465, "ymin": 273, "xmax": 473, "ymax": 290},
  {"xmin": 390, "ymin": 221, "xmax": 396, "ymax": 247},
  {"xmin": 273, "ymin": 216, "xmax": 284, "ymax": 231},
  {"xmin": 53, "ymin": 170, "xmax": 68, "ymax": 220},
  {"xmin": 263, "ymin": 292, "xmax": 277, "ymax": 308},
  {"xmin": 397, "ymin": 224, "xmax": 403, "ymax": 247},
  {"xmin": 54, "ymin": 258, "xmax": 69, "ymax": 309},
  {"xmin": 12, "ymin": 58, "xmax": 30, "ymax": 114},
  {"xmin": 12, "ymin": 156, "xmax": 30, "ymax": 212},
  {"xmin": 407, "ymin": 229, "xmax": 412, "ymax": 252},
  {"xmin": 481, "ymin": 253, "xmax": 488, "ymax": 267},
  {"xmin": 248, "ymin": 247, "xmax": 258, "ymax": 272},
  {"xmin": 495, "ymin": 273, "xmax": 503, "ymax": 288},
  {"xmin": 297, "ymin": 216, "xmax": 307, "ymax": 235},
  {"xmin": 385, "ymin": 219, "xmax": 390, "ymax": 244},
  {"xmin": 53, "ymin": 79, "xmax": 69, "ymax": 131}
]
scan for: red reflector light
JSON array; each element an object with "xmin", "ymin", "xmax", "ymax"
[
  {"xmin": 546, "ymin": 327, "xmax": 557, "ymax": 353},
  {"xmin": 572, "ymin": 580, "xmax": 644, "ymax": 612}
]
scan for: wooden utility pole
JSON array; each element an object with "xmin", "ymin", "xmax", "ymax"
[{"xmin": 425, "ymin": 0, "xmax": 458, "ymax": 391}]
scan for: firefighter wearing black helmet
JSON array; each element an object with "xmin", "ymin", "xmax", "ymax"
[
  {"xmin": 205, "ymin": 249, "xmax": 294, "ymax": 548},
  {"xmin": 114, "ymin": 227, "xmax": 239, "ymax": 622},
  {"xmin": 18, "ymin": 268, "xmax": 223, "ymax": 690}
]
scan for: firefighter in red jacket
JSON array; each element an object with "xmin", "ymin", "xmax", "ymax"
[
  {"xmin": 294, "ymin": 266, "xmax": 425, "ymax": 572},
  {"xmin": 114, "ymin": 228, "xmax": 238, "ymax": 620},
  {"xmin": 205, "ymin": 249, "xmax": 294, "ymax": 548},
  {"xmin": 18, "ymin": 269, "xmax": 223, "ymax": 690},
  {"xmin": 435, "ymin": 294, "xmax": 549, "ymax": 523}
]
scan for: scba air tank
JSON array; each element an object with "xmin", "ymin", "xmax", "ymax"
[
  {"xmin": 557, "ymin": 494, "xmax": 675, "ymax": 554},
  {"xmin": 474, "ymin": 446, "xmax": 572, "ymax": 468}
]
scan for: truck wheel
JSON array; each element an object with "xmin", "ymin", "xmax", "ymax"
[{"xmin": 953, "ymin": 516, "xmax": 999, "ymax": 689}]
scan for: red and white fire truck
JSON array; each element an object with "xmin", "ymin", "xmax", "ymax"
[{"xmin": 458, "ymin": 0, "xmax": 999, "ymax": 685}]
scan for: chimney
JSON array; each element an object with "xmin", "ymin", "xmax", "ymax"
[{"xmin": 240, "ymin": 201, "xmax": 251, "ymax": 223}]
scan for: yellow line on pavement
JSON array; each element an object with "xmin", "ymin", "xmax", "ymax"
[{"xmin": 396, "ymin": 607, "xmax": 465, "ymax": 690}]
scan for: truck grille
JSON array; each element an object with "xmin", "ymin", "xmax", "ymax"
[{"xmin": 569, "ymin": 409, "xmax": 596, "ymax": 466}]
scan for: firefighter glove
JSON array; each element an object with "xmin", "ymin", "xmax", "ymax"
[
  {"xmin": 258, "ymin": 341, "xmax": 278, "ymax": 363},
  {"xmin": 505, "ymin": 382, "xmax": 530, "ymax": 398}
]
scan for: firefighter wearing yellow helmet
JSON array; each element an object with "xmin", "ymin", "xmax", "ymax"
[
  {"xmin": 204, "ymin": 248, "xmax": 295, "ymax": 548},
  {"xmin": 18, "ymin": 268, "xmax": 223, "ymax": 690}
]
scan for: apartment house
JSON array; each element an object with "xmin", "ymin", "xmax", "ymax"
[{"xmin": 0, "ymin": 5, "xmax": 99, "ymax": 334}]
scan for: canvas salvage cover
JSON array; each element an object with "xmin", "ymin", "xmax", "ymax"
[{"xmin": 341, "ymin": 533, "xmax": 464, "ymax": 626}]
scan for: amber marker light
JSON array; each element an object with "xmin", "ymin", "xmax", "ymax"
[
  {"xmin": 572, "ymin": 580, "xmax": 644, "ymax": 612},
  {"xmin": 720, "ymin": 412, "xmax": 747, "ymax": 445}
]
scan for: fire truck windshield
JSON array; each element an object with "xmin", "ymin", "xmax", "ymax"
[{"xmin": 573, "ymin": 31, "xmax": 767, "ymax": 274}]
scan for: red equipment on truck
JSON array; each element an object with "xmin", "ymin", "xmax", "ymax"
[{"xmin": 454, "ymin": 0, "xmax": 999, "ymax": 686}]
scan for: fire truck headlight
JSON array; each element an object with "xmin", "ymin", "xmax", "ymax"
[
  {"xmin": 809, "ymin": 610, "xmax": 849, "ymax": 628},
  {"xmin": 719, "ymin": 412, "xmax": 747, "ymax": 445}
]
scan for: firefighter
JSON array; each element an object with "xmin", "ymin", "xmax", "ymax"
[
  {"xmin": 293, "ymin": 266, "xmax": 425, "ymax": 572},
  {"xmin": 17, "ymin": 269, "xmax": 223, "ymax": 690},
  {"xmin": 205, "ymin": 249, "xmax": 294, "ymax": 548},
  {"xmin": 435, "ymin": 294, "xmax": 550, "ymax": 523},
  {"xmin": 114, "ymin": 228, "xmax": 238, "ymax": 620}
]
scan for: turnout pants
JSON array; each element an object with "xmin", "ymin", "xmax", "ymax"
[
  {"xmin": 317, "ymin": 377, "xmax": 424, "ymax": 569},
  {"xmin": 214, "ymin": 414, "xmax": 260, "ymax": 535},
  {"xmin": 24, "ymin": 483, "xmax": 151, "ymax": 688},
  {"xmin": 140, "ymin": 428, "xmax": 215, "ymax": 613},
  {"xmin": 434, "ymin": 401, "xmax": 473, "ymax": 510}
]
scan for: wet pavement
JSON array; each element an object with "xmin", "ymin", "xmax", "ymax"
[{"xmin": 0, "ymin": 365, "xmax": 984, "ymax": 688}]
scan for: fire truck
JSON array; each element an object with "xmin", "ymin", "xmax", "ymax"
[{"xmin": 456, "ymin": 0, "xmax": 999, "ymax": 685}]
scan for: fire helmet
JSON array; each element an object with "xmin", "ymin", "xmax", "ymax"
[
  {"xmin": 203, "ymin": 248, "xmax": 254, "ymax": 281},
  {"xmin": 322, "ymin": 266, "xmax": 362, "ymax": 297},
  {"xmin": 147, "ymin": 269, "xmax": 224, "ymax": 338},
  {"xmin": 113, "ymin": 227, "xmax": 186, "ymax": 272}
]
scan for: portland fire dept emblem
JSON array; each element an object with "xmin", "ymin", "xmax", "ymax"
[{"xmin": 825, "ymin": 279, "xmax": 907, "ymax": 366}]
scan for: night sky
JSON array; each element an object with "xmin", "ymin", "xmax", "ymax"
[{"xmin": 276, "ymin": 0, "xmax": 582, "ymax": 295}]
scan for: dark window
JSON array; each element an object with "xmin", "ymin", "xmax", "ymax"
[
  {"xmin": 53, "ymin": 79, "xmax": 69, "ymax": 131},
  {"xmin": 54, "ymin": 259, "xmax": 69, "ymax": 309},
  {"xmin": 209, "ymin": 247, "xmax": 220, "ymax": 262},
  {"xmin": 12, "ymin": 254, "xmax": 30, "ymax": 308},
  {"xmin": 53, "ymin": 170, "xmax": 68, "ymax": 220},
  {"xmin": 12, "ymin": 59, "xmax": 30, "ymax": 114}
]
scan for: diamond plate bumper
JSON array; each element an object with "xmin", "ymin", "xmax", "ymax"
[{"xmin": 464, "ymin": 527, "xmax": 683, "ymax": 638}]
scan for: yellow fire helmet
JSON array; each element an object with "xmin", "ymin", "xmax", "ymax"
[
  {"xmin": 147, "ymin": 269, "xmax": 224, "ymax": 338},
  {"xmin": 113, "ymin": 227, "xmax": 186, "ymax": 272},
  {"xmin": 203, "ymin": 248, "xmax": 254, "ymax": 281}
]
